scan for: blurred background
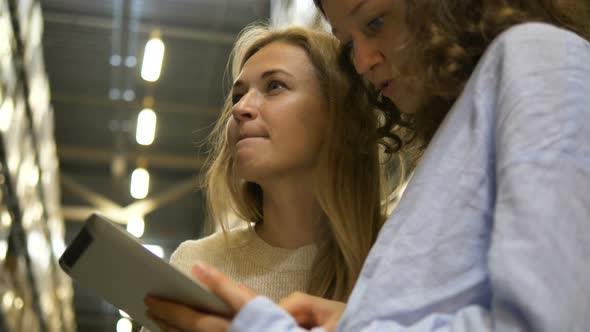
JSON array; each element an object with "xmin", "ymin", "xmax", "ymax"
[{"xmin": 0, "ymin": 0, "xmax": 324, "ymax": 331}]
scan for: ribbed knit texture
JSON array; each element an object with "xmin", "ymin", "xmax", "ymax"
[{"xmin": 169, "ymin": 226, "xmax": 318, "ymax": 302}]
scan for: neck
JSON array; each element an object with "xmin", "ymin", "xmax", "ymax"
[{"xmin": 255, "ymin": 176, "xmax": 322, "ymax": 250}]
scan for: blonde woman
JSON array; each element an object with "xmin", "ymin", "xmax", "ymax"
[{"xmin": 143, "ymin": 24, "xmax": 388, "ymax": 330}]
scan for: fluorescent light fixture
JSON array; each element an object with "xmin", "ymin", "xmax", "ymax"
[
  {"xmin": 136, "ymin": 108, "xmax": 157, "ymax": 145},
  {"xmin": 130, "ymin": 168, "xmax": 149, "ymax": 199},
  {"xmin": 125, "ymin": 56, "xmax": 137, "ymax": 68},
  {"xmin": 127, "ymin": 215, "xmax": 145, "ymax": 238},
  {"xmin": 27, "ymin": 232, "xmax": 50, "ymax": 270},
  {"xmin": 143, "ymin": 244, "xmax": 164, "ymax": 258},
  {"xmin": 29, "ymin": 166, "xmax": 39, "ymax": 187},
  {"xmin": 141, "ymin": 37, "xmax": 165, "ymax": 82},
  {"xmin": 109, "ymin": 88, "xmax": 121, "ymax": 100},
  {"xmin": 123, "ymin": 90, "xmax": 135, "ymax": 101},
  {"xmin": 2, "ymin": 291, "xmax": 14, "ymax": 309},
  {"xmin": 0, "ymin": 98, "xmax": 14, "ymax": 132},
  {"xmin": 0, "ymin": 241, "xmax": 7, "ymax": 262},
  {"xmin": 1, "ymin": 211, "xmax": 12, "ymax": 227},
  {"xmin": 14, "ymin": 297, "xmax": 23, "ymax": 310},
  {"xmin": 110, "ymin": 54, "xmax": 121, "ymax": 66},
  {"xmin": 116, "ymin": 318, "xmax": 132, "ymax": 332},
  {"xmin": 51, "ymin": 235, "xmax": 66, "ymax": 257}
]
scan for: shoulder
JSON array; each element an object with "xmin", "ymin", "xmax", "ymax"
[
  {"xmin": 466, "ymin": 23, "xmax": 590, "ymax": 103},
  {"xmin": 168, "ymin": 227, "xmax": 258, "ymax": 278},
  {"xmin": 169, "ymin": 227, "xmax": 255, "ymax": 266},
  {"xmin": 487, "ymin": 22, "xmax": 590, "ymax": 56},
  {"xmin": 495, "ymin": 22, "xmax": 587, "ymax": 45},
  {"xmin": 480, "ymin": 23, "xmax": 589, "ymax": 70},
  {"xmin": 171, "ymin": 233, "xmax": 223, "ymax": 257}
]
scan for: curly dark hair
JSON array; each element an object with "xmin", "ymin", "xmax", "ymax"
[{"xmin": 315, "ymin": 0, "xmax": 590, "ymax": 158}]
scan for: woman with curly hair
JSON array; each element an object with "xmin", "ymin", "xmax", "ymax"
[{"xmin": 145, "ymin": 1, "xmax": 590, "ymax": 331}]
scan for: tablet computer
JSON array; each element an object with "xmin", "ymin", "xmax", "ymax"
[{"xmin": 59, "ymin": 212, "xmax": 232, "ymax": 331}]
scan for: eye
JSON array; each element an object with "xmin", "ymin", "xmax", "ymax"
[
  {"xmin": 342, "ymin": 40, "xmax": 354, "ymax": 53},
  {"xmin": 267, "ymin": 80, "xmax": 286, "ymax": 92},
  {"xmin": 231, "ymin": 94, "xmax": 243, "ymax": 105},
  {"xmin": 367, "ymin": 16, "xmax": 384, "ymax": 32},
  {"xmin": 339, "ymin": 41, "xmax": 355, "ymax": 64}
]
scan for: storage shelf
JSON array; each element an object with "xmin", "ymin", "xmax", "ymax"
[{"xmin": 0, "ymin": 0, "xmax": 75, "ymax": 331}]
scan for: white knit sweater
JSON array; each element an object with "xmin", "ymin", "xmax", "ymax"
[{"xmin": 169, "ymin": 226, "xmax": 318, "ymax": 302}]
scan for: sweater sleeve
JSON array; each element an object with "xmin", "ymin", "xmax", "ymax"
[
  {"xmin": 167, "ymin": 232, "xmax": 229, "ymax": 278},
  {"xmin": 230, "ymin": 297, "xmax": 326, "ymax": 332}
]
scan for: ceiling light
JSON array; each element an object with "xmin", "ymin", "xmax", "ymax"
[
  {"xmin": 13, "ymin": 297, "xmax": 23, "ymax": 310},
  {"xmin": 109, "ymin": 88, "xmax": 121, "ymax": 100},
  {"xmin": 116, "ymin": 318, "xmax": 132, "ymax": 332},
  {"xmin": 29, "ymin": 166, "xmax": 39, "ymax": 187},
  {"xmin": 0, "ymin": 98, "xmax": 14, "ymax": 132},
  {"xmin": 130, "ymin": 168, "xmax": 149, "ymax": 199},
  {"xmin": 123, "ymin": 90, "xmax": 135, "ymax": 101},
  {"xmin": 51, "ymin": 236, "xmax": 66, "ymax": 258},
  {"xmin": 0, "ymin": 241, "xmax": 7, "ymax": 262},
  {"xmin": 125, "ymin": 56, "xmax": 137, "ymax": 68},
  {"xmin": 2, "ymin": 291, "xmax": 14, "ymax": 310},
  {"xmin": 127, "ymin": 215, "xmax": 145, "ymax": 238},
  {"xmin": 136, "ymin": 108, "xmax": 157, "ymax": 145},
  {"xmin": 110, "ymin": 54, "xmax": 122, "ymax": 66},
  {"xmin": 1, "ymin": 211, "xmax": 12, "ymax": 227},
  {"xmin": 141, "ymin": 36, "xmax": 165, "ymax": 82}
]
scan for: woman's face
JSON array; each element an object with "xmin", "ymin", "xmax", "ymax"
[
  {"xmin": 227, "ymin": 41, "xmax": 328, "ymax": 184},
  {"xmin": 322, "ymin": 0, "xmax": 423, "ymax": 114}
]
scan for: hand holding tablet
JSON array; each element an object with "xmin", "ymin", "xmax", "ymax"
[{"xmin": 59, "ymin": 213, "xmax": 232, "ymax": 331}]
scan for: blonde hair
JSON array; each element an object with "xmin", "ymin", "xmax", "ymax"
[{"xmin": 203, "ymin": 24, "xmax": 387, "ymax": 301}]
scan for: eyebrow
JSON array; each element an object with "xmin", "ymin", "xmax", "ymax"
[
  {"xmin": 232, "ymin": 69, "xmax": 294, "ymax": 90},
  {"xmin": 331, "ymin": 0, "xmax": 368, "ymax": 36},
  {"xmin": 350, "ymin": 0, "xmax": 369, "ymax": 16}
]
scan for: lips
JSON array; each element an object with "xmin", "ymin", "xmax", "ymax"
[
  {"xmin": 375, "ymin": 80, "xmax": 393, "ymax": 94},
  {"xmin": 238, "ymin": 133, "xmax": 268, "ymax": 141}
]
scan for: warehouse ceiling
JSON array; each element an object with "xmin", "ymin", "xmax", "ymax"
[{"xmin": 40, "ymin": 0, "xmax": 270, "ymax": 330}]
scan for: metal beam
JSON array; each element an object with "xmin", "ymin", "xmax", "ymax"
[
  {"xmin": 43, "ymin": 11, "xmax": 236, "ymax": 44},
  {"xmin": 123, "ymin": 176, "xmax": 199, "ymax": 217},
  {"xmin": 60, "ymin": 174, "xmax": 123, "ymax": 213},
  {"xmin": 51, "ymin": 92, "xmax": 221, "ymax": 117},
  {"xmin": 57, "ymin": 145, "xmax": 205, "ymax": 172},
  {"xmin": 63, "ymin": 176, "xmax": 201, "ymax": 223},
  {"xmin": 62, "ymin": 206, "xmax": 125, "ymax": 224}
]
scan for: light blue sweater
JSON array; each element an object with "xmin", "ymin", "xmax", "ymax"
[{"xmin": 229, "ymin": 23, "xmax": 590, "ymax": 332}]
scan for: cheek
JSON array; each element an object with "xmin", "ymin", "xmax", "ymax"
[
  {"xmin": 226, "ymin": 118, "xmax": 238, "ymax": 145},
  {"xmin": 301, "ymin": 111, "xmax": 328, "ymax": 154},
  {"xmin": 382, "ymin": 18, "xmax": 411, "ymax": 64}
]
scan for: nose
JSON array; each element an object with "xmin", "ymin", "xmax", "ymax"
[
  {"xmin": 352, "ymin": 36, "xmax": 384, "ymax": 76},
  {"xmin": 232, "ymin": 90, "xmax": 259, "ymax": 122}
]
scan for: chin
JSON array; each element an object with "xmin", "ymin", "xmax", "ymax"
[
  {"xmin": 235, "ymin": 165, "xmax": 265, "ymax": 184},
  {"xmin": 385, "ymin": 97, "xmax": 415, "ymax": 115}
]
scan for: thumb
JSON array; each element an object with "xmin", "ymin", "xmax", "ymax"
[
  {"xmin": 279, "ymin": 292, "xmax": 317, "ymax": 327},
  {"xmin": 192, "ymin": 261, "xmax": 256, "ymax": 311}
]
